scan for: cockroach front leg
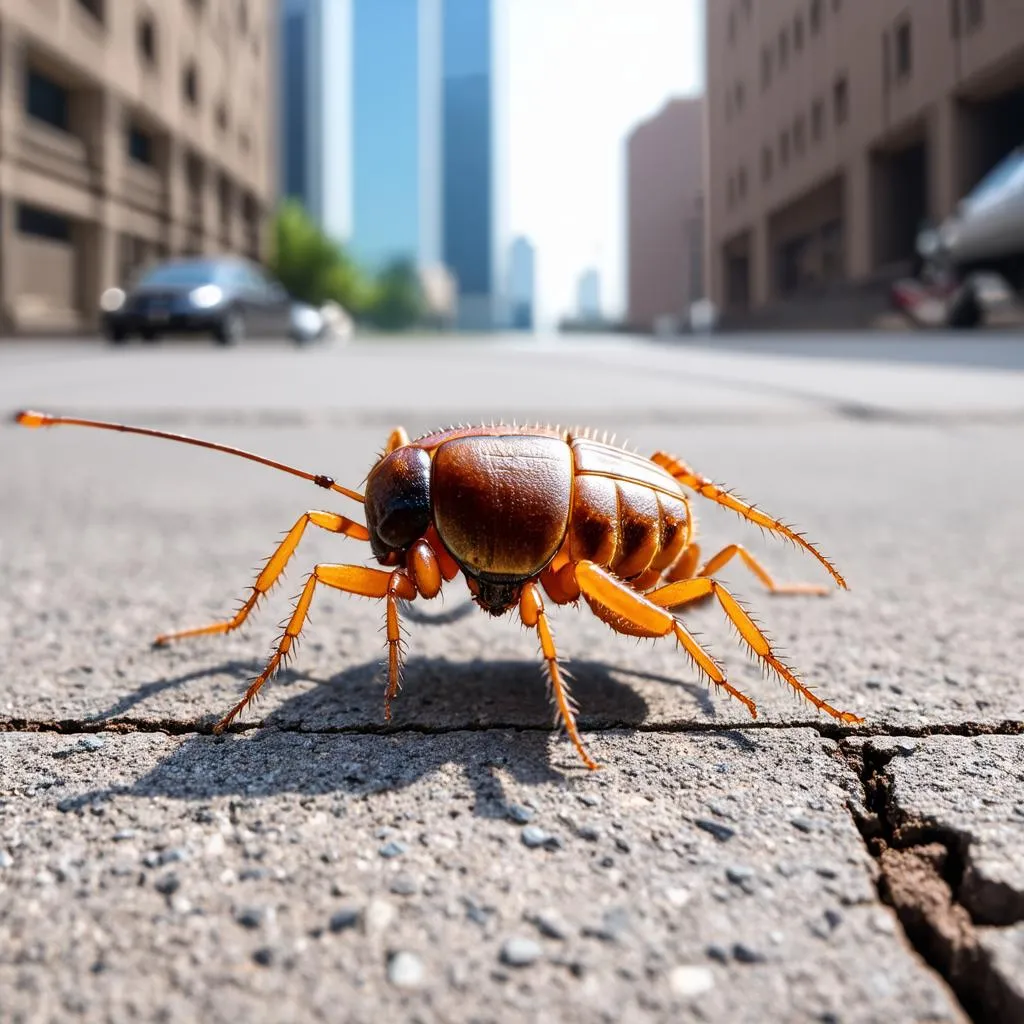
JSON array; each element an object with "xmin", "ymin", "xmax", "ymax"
[
  {"xmin": 155, "ymin": 511, "xmax": 369, "ymax": 646},
  {"xmin": 519, "ymin": 584, "xmax": 598, "ymax": 770},
  {"xmin": 213, "ymin": 564, "xmax": 415, "ymax": 733},
  {"xmin": 645, "ymin": 576, "xmax": 863, "ymax": 725}
]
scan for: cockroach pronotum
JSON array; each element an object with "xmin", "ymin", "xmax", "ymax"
[{"xmin": 13, "ymin": 411, "xmax": 863, "ymax": 769}]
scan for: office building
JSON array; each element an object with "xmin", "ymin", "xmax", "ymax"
[
  {"xmin": 442, "ymin": 0, "xmax": 509, "ymax": 328},
  {"xmin": 626, "ymin": 97, "xmax": 705, "ymax": 332},
  {"xmin": 507, "ymin": 235, "xmax": 535, "ymax": 329},
  {"xmin": 706, "ymin": 0, "xmax": 1024, "ymax": 316},
  {"xmin": 280, "ymin": 0, "xmax": 351, "ymax": 244},
  {"xmin": 280, "ymin": 0, "xmax": 507, "ymax": 327},
  {"xmin": 577, "ymin": 267, "xmax": 601, "ymax": 322},
  {"xmin": 0, "ymin": 0, "xmax": 276, "ymax": 334}
]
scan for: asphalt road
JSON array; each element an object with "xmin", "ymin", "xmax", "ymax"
[{"xmin": 2, "ymin": 331, "xmax": 1023, "ymax": 1023}]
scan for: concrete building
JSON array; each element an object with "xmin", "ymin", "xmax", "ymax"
[
  {"xmin": 577, "ymin": 267, "xmax": 601, "ymax": 322},
  {"xmin": 1, "ymin": 0, "xmax": 276, "ymax": 334},
  {"xmin": 626, "ymin": 97, "xmax": 705, "ymax": 332},
  {"xmin": 507, "ymin": 235, "xmax": 534, "ymax": 330},
  {"xmin": 706, "ymin": 0, "xmax": 1024, "ymax": 318}
]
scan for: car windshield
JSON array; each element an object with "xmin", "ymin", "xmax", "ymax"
[
  {"xmin": 964, "ymin": 147, "xmax": 1024, "ymax": 206},
  {"xmin": 136, "ymin": 262, "xmax": 225, "ymax": 288}
]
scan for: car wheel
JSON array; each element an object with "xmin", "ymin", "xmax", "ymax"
[
  {"xmin": 214, "ymin": 308, "xmax": 245, "ymax": 346},
  {"xmin": 140, "ymin": 328, "xmax": 160, "ymax": 342},
  {"xmin": 106, "ymin": 327, "xmax": 130, "ymax": 345}
]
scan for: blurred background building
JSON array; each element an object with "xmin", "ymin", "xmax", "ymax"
[
  {"xmin": 0, "ymin": 0, "xmax": 276, "ymax": 334},
  {"xmin": 626, "ymin": 96, "xmax": 704, "ymax": 333},
  {"xmin": 280, "ymin": 0, "xmax": 509, "ymax": 330},
  {"xmin": 706, "ymin": 0, "xmax": 1024, "ymax": 323},
  {"xmin": 576, "ymin": 267, "xmax": 602, "ymax": 323},
  {"xmin": 507, "ymin": 235, "xmax": 535, "ymax": 330}
]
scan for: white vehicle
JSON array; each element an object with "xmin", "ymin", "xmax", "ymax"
[{"xmin": 918, "ymin": 146, "xmax": 1024, "ymax": 327}]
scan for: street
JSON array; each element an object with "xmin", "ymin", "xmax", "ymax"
[{"xmin": 2, "ymin": 331, "xmax": 1023, "ymax": 1023}]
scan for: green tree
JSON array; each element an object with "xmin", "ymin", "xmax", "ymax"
[
  {"xmin": 364, "ymin": 258, "xmax": 424, "ymax": 331},
  {"xmin": 267, "ymin": 200, "xmax": 372, "ymax": 315}
]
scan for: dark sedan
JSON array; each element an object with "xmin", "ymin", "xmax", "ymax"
[{"xmin": 100, "ymin": 256, "xmax": 325, "ymax": 345}]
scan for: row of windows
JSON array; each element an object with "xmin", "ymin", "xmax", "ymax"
[
  {"xmin": 728, "ymin": 0, "xmax": 843, "ymax": 49},
  {"xmin": 26, "ymin": 66, "xmax": 252, "ymax": 154},
  {"xmin": 726, "ymin": 76, "xmax": 848, "ymax": 209}
]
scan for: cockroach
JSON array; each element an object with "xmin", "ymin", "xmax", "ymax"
[{"xmin": 13, "ymin": 411, "xmax": 863, "ymax": 769}]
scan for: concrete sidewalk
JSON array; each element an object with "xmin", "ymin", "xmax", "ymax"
[{"xmin": 1, "ymin": 336, "xmax": 1023, "ymax": 1022}]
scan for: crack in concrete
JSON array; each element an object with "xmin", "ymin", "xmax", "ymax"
[
  {"xmin": 1, "ymin": 714, "xmax": 1021, "ymax": 740},
  {"xmin": 841, "ymin": 740, "xmax": 1024, "ymax": 1024}
]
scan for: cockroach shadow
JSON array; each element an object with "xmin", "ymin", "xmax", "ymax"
[{"xmin": 68, "ymin": 654, "xmax": 733, "ymax": 817}]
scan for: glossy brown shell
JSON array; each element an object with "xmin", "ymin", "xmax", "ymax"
[
  {"xmin": 431, "ymin": 433, "xmax": 573, "ymax": 580},
  {"xmin": 410, "ymin": 426, "xmax": 691, "ymax": 593}
]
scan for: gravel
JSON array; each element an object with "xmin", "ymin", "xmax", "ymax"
[
  {"xmin": 387, "ymin": 951, "xmax": 425, "ymax": 989},
  {"xmin": 500, "ymin": 937, "xmax": 543, "ymax": 967}
]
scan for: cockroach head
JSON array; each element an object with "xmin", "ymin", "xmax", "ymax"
[{"xmin": 363, "ymin": 446, "xmax": 432, "ymax": 565}]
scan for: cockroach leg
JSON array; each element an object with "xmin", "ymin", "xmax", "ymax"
[
  {"xmin": 385, "ymin": 426, "xmax": 412, "ymax": 455},
  {"xmin": 662, "ymin": 543, "xmax": 829, "ymax": 596},
  {"xmin": 651, "ymin": 451, "xmax": 848, "ymax": 590},
  {"xmin": 212, "ymin": 563, "xmax": 413, "ymax": 733},
  {"xmin": 573, "ymin": 561, "xmax": 758, "ymax": 719},
  {"xmin": 384, "ymin": 569, "xmax": 417, "ymax": 720},
  {"xmin": 154, "ymin": 511, "xmax": 369, "ymax": 646},
  {"xmin": 645, "ymin": 576, "xmax": 863, "ymax": 724},
  {"xmin": 519, "ymin": 583, "xmax": 598, "ymax": 771}
]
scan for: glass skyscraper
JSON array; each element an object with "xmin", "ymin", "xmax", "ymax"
[{"xmin": 280, "ymin": 0, "xmax": 507, "ymax": 327}]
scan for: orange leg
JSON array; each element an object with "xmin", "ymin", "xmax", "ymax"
[
  {"xmin": 661, "ymin": 542, "xmax": 827, "ymax": 596},
  {"xmin": 213, "ymin": 563, "xmax": 415, "ymax": 733},
  {"xmin": 155, "ymin": 511, "xmax": 369, "ymax": 646},
  {"xmin": 645, "ymin": 577, "xmax": 862, "ymax": 725},
  {"xmin": 385, "ymin": 427, "xmax": 411, "ymax": 454},
  {"xmin": 573, "ymin": 561, "xmax": 758, "ymax": 719},
  {"xmin": 519, "ymin": 584, "xmax": 598, "ymax": 770},
  {"xmin": 650, "ymin": 451, "xmax": 847, "ymax": 590}
]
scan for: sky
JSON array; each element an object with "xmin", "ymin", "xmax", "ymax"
[{"xmin": 506, "ymin": 0, "xmax": 705, "ymax": 326}]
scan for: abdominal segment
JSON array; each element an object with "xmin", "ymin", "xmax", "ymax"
[{"xmin": 567, "ymin": 474, "xmax": 690, "ymax": 580}]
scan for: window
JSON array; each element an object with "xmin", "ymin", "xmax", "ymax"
[
  {"xmin": 810, "ymin": 0, "xmax": 823, "ymax": 34},
  {"xmin": 811, "ymin": 98, "xmax": 824, "ymax": 141},
  {"xmin": 76, "ymin": 0, "xmax": 104, "ymax": 21},
  {"xmin": 239, "ymin": 129, "xmax": 251, "ymax": 153},
  {"xmin": 951, "ymin": 0, "xmax": 961, "ymax": 37},
  {"xmin": 17, "ymin": 204, "xmax": 71, "ymax": 241},
  {"xmin": 965, "ymin": 0, "xmax": 983, "ymax": 33},
  {"xmin": 725, "ymin": 93, "xmax": 733, "ymax": 122},
  {"xmin": 727, "ymin": 175, "xmax": 736, "ymax": 208},
  {"xmin": 779, "ymin": 129, "xmax": 791, "ymax": 166},
  {"xmin": 183, "ymin": 61, "xmax": 198, "ymax": 105},
  {"xmin": 25, "ymin": 70, "xmax": 70, "ymax": 132},
  {"xmin": 761, "ymin": 145, "xmax": 773, "ymax": 182},
  {"xmin": 216, "ymin": 101, "xmax": 228, "ymax": 131},
  {"xmin": 138, "ymin": 14, "xmax": 156, "ymax": 63},
  {"xmin": 728, "ymin": 9, "xmax": 737, "ymax": 44},
  {"xmin": 778, "ymin": 28, "xmax": 789, "ymax": 69},
  {"xmin": 794, "ymin": 14, "xmax": 804, "ymax": 51},
  {"xmin": 793, "ymin": 115, "xmax": 806, "ymax": 154},
  {"xmin": 895, "ymin": 19, "xmax": 912, "ymax": 78},
  {"xmin": 833, "ymin": 74, "xmax": 848, "ymax": 125},
  {"xmin": 735, "ymin": 81, "xmax": 745, "ymax": 112},
  {"xmin": 128, "ymin": 125, "xmax": 153, "ymax": 165},
  {"xmin": 737, "ymin": 166, "xmax": 747, "ymax": 200},
  {"xmin": 740, "ymin": 0, "xmax": 751, "ymax": 17},
  {"xmin": 238, "ymin": 0, "xmax": 248, "ymax": 34},
  {"xmin": 833, "ymin": 0, "xmax": 842, "ymax": 10},
  {"xmin": 761, "ymin": 47, "xmax": 773, "ymax": 89}
]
